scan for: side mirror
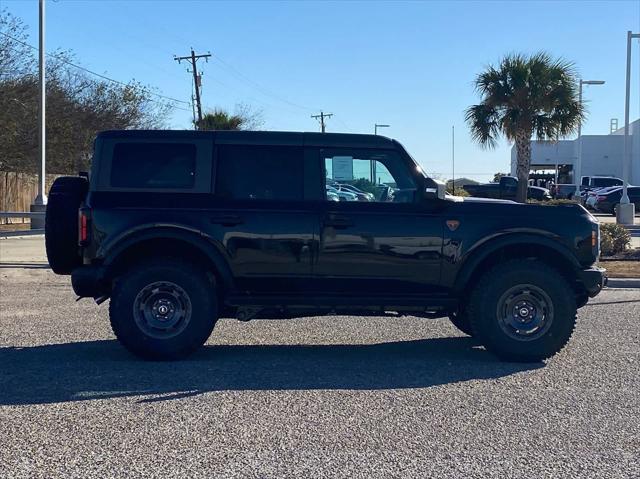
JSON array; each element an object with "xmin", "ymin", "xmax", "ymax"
[{"xmin": 424, "ymin": 178, "xmax": 446, "ymax": 201}]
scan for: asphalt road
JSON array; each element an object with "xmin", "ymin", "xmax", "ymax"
[{"xmin": 1, "ymin": 262, "xmax": 639, "ymax": 477}]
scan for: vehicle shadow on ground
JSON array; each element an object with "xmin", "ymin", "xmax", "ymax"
[{"xmin": 0, "ymin": 338, "xmax": 542, "ymax": 406}]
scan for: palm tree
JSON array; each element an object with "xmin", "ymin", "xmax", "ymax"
[
  {"xmin": 196, "ymin": 109, "xmax": 245, "ymax": 130},
  {"xmin": 196, "ymin": 104, "xmax": 263, "ymax": 131},
  {"xmin": 465, "ymin": 52, "xmax": 585, "ymax": 203}
]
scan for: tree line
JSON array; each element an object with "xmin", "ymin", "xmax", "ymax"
[{"xmin": 0, "ymin": 9, "xmax": 171, "ymax": 175}]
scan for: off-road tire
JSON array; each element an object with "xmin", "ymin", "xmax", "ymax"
[
  {"xmin": 467, "ymin": 259, "xmax": 577, "ymax": 362},
  {"xmin": 109, "ymin": 259, "xmax": 217, "ymax": 360},
  {"xmin": 45, "ymin": 176, "xmax": 88, "ymax": 274},
  {"xmin": 448, "ymin": 310, "xmax": 473, "ymax": 336}
]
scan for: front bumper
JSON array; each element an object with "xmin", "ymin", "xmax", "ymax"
[{"xmin": 578, "ymin": 266, "xmax": 607, "ymax": 297}]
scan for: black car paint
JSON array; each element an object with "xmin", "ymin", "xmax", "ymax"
[{"xmin": 74, "ymin": 130, "xmax": 602, "ymax": 312}]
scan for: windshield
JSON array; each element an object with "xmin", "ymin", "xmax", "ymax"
[{"xmin": 394, "ymin": 140, "xmax": 428, "ymax": 179}]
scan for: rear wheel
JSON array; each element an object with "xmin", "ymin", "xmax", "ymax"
[
  {"xmin": 109, "ymin": 259, "xmax": 217, "ymax": 360},
  {"xmin": 467, "ymin": 259, "xmax": 576, "ymax": 362},
  {"xmin": 448, "ymin": 310, "xmax": 473, "ymax": 336}
]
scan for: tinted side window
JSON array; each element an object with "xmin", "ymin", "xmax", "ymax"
[
  {"xmin": 323, "ymin": 149, "xmax": 417, "ymax": 203},
  {"xmin": 111, "ymin": 143, "xmax": 196, "ymax": 189},
  {"xmin": 215, "ymin": 145, "xmax": 303, "ymax": 200}
]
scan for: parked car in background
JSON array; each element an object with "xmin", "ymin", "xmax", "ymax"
[
  {"xmin": 584, "ymin": 186, "xmax": 623, "ymax": 210},
  {"xmin": 326, "ymin": 190, "xmax": 340, "ymax": 202},
  {"xmin": 326, "ymin": 185, "xmax": 357, "ymax": 201},
  {"xmin": 463, "ymin": 176, "xmax": 552, "ymax": 201},
  {"xmin": 336, "ymin": 184, "xmax": 373, "ymax": 201},
  {"xmin": 580, "ymin": 176, "xmax": 623, "ymax": 192},
  {"xmin": 551, "ymin": 184, "xmax": 577, "ymax": 200},
  {"xmin": 593, "ymin": 186, "xmax": 640, "ymax": 215}
]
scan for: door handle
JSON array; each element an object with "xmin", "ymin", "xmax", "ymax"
[
  {"xmin": 210, "ymin": 215, "xmax": 244, "ymax": 226},
  {"xmin": 324, "ymin": 215, "xmax": 353, "ymax": 229}
]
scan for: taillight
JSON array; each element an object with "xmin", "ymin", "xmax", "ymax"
[
  {"xmin": 596, "ymin": 195, "xmax": 607, "ymax": 202},
  {"xmin": 78, "ymin": 208, "xmax": 90, "ymax": 246}
]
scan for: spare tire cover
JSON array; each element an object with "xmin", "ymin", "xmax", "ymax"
[{"xmin": 45, "ymin": 176, "xmax": 89, "ymax": 274}]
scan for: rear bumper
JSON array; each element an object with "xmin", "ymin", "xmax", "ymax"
[
  {"xmin": 578, "ymin": 266, "xmax": 607, "ymax": 297},
  {"xmin": 71, "ymin": 265, "xmax": 107, "ymax": 298}
]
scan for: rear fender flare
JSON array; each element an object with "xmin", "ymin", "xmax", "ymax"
[{"xmin": 99, "ymin": 225, "xmax": 234, "ymax": 291}]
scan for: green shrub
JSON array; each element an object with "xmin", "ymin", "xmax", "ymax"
[
  {"xmin": 600, "ymin": 223, "xmax": 631, "ymax": 256},
  {"xmin": 446, "ymin": 186, "xmax": 470, "ymax": 197},
  {"xmin": 528, "ymin": 198, "xmax": 579, "ymax": 205}
]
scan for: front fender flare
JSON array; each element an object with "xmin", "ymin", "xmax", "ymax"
[{"xmin": 452, "ymin": 232, "xmax": 581, "ymax": 293}]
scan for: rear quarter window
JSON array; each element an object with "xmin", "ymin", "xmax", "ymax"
[
  {"xmin": 111, "ymin": 143, "xmax": 196, "ymax": 189},
  {"xmin": 95, "ymin": 138, "xmax": 213, "ymax": 193}
]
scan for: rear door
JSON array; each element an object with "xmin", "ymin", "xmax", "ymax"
[
  {"xmin": 313, "ymin": 148, "xmax": 444, "ymax": 295},
  {"xmin": 211, "ymin": 139, "xmax": 318, "ymax": 293}
]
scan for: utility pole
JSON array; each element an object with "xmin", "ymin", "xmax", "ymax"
[
  {"xmin": 174, "ymin": 49, "xmax": 211, "ymax": 127},
  {"xmin": 311, "ymin": 111, "xmax": 332, "ymax": 133}
]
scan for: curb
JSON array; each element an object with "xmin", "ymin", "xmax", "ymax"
[
  {"xmin": 0, "ymin": 232, "xmax": 45, "ymax": 239},
  {"xmin": 606, "ymin": 277, "xmax": 640, "ymax": 289}
]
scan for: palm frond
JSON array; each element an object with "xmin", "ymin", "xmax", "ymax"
[{"xmin": 465, "ymin": 103, "xmax": 500, "ymax": 149}]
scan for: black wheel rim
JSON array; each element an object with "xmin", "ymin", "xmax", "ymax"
[
  {"xmin": 496, "ymin": 284, "xmax": 554, "ymax": 341},
  {"xmin": 133, "ymin": 281, "xmax": 192, "ymax": 339}
]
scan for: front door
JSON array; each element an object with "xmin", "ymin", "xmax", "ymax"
[{"xmin": 315, "ymin": 148, "xmax": 444, "ymax": 295}]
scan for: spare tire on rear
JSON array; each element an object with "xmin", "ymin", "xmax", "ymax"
[{"xmin": 45, "ymin": 176, "xmax": 89, "ymax": 274}]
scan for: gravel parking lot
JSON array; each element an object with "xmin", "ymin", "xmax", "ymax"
[{"xmin": 0, "ymin": 246, "xmax": 639, "ymax": 478}]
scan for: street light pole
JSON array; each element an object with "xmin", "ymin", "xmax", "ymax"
[
  {"xmin": 452, "ymin": 125, "xmax": 455, "ymax": 193},
  {"xmin": 31, "ymin": 0, "xmax": 47, "ymax": 228},
  {"xmin": 618, "ymin": 30, "xmax": 640, "ymax": 225},
  {"xmin": 574, "ymin": 79, "xmax": 606, "ymax": 199},
  {"xmin": 374, "ymin": 123, "xmax": 389, "ymax": 136},
  {"xmin": 37, "ymin": 0, "xmax": 46, "ymax": 205},
  {"xmin": 373, "ymin": 124, "xmax": 390, "ymax": 183}
]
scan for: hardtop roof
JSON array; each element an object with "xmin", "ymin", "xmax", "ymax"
[{"xmin": 97, "ymin": 130, "xmax": 396, "ymax": 148}]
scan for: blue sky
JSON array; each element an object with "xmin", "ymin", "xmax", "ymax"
[{"xmin": 4, "ymin": 0, "xmax": 639, "ymax": 181}]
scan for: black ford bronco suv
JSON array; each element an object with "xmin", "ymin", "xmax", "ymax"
[{"xmin": 45, "ymin": 130, "xmax": 605, "ymax": 362}]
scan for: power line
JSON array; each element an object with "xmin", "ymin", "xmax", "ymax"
[
  {"xmin": 0, "ymin": 31, "xmax": 191, "ymax": 110},
  {"xmin": 332, "ymin": 115, "xmax": 353, "ymax": 133},
  {"xmin": 212, "ymin": 54, "xmax": 320, "ymax": 112}
]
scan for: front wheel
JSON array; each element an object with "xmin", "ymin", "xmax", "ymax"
[
  {"xmin": 109, "ymin": 259, "xmax": 218, "ymax": 360},
  {"xmin": 467, "ymin": 260, "xmax": 576, "ymax": 362}
]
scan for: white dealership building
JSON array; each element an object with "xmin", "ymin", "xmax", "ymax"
[{"xmin": 510, "ymin": 119, "xmax": 640, "ymax": 185}]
